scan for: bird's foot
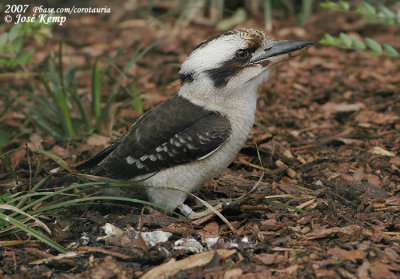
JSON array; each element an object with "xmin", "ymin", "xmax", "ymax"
[{"xmin": 177, "ymin": 200, "xmax": 224, "ymax": 220}]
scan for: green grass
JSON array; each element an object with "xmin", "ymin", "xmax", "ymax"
[
  {"xmin": 1, "ymin": 38, "xmax": 156, "ymax": 141},
  {"xmin": 0, "ymin": 147, "xmax": 182, "ymax": 252}
]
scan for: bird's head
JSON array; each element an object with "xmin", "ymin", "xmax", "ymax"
[{"xmin": 178, "ymin": 28, "xmax": 312, "ymax": 110}]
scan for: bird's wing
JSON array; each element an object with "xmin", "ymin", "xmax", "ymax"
[{"xmin": 77, "ymin": 95, "xmax": 232, "ymax": 179}]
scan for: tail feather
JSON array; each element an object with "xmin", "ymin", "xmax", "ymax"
[{"xmin": 75, "ymin": 141, "xmax": 119, "ymax": 173}]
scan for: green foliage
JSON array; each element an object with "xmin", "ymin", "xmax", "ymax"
[
  {"xmin": 0, "ymin": 131, "xmax": 10, "ymax": 148},
  {"xmin": 320, "ymin": 33, "xmax": 399, "ymax": 57},
  {"xmin": 321, "ymin": 0, "xmax": 400, "ymax": 25},
  {"xmin": 320, "ymin": 1, "xmax": 399, "ymax": 57},
  {"xmin": 2, "ymin": 39, "xmax": 153, "ymax": 141},
  {"xmin": 129, "ymin": 83, "xmax": 144, "ymax": 115},
  {"xmin": 0, "ymin": 20, "xmax": 52, "ymax": 69},
  {"xmin": 357, "ymin": 2, "xmax": 399, "ymax": 25},
  {"xmin": 320, "ymin": 1, "xmax": 350, "ymax": 11}
]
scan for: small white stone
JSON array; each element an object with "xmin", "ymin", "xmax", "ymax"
[
  {"xmin": 173, "ymin": 238, "xmax": 203, "ymax": 253},
  {"xmin": 241, "ymin": 236, "xmax": 249, "ymax": 243},
  {"xmin": 204, "ymin": 237, "xmax": 219, "ymax": 249},
  {"xmin": 141, "ymin": 231, "xmax": 172, "ymax": 244}
]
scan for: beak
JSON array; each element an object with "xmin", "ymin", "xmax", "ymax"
[{"xmin": 249, "ymin": 40, "xmax": 313, "ymax": 66}]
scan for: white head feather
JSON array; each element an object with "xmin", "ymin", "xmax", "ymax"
[{"xmin": 178, "ymin": 29, "xmax": 273, "ymax": 114}]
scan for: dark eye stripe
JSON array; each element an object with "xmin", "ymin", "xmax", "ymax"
[
  {"xmin": 206, "ymin": 44, "xmax": 263, "ymax": 88},
  {"xmin": 206, "ymin": 58, "xmax": 245, "ymax": 88}
]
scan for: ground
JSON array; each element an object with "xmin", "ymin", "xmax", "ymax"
[{"xmin": 0, "ymin": 1, "xmax": 399, "ymax": 278}]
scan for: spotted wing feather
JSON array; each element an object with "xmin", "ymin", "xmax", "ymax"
[{"xmin": 78, "ymin": 95, "xmax": 232, "ymax": 179}]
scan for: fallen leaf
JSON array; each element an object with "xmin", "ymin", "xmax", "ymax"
[
  {"xmin": 87, "ymin": 134, "xmax": 110, "ymax": 146},
  {"xmin": 29, "ymin": 133, "xmax": 43, "ymax": 149},
  {"xmin": 284, "ymin": 264, "xmax": 298, "ymax": 275},
  {"xmin": 314, "ymin": 269, "xmax": 335, "ymax": 278},
  {"xmin": 199, "ymin": 222, "xmax": 219, "ymax": 240},
  {"xmin": 223, "ymin": 268, "xmax": 242, "ymax": 279},
  {"xmin": 321, "ymin": 102, "xmax": 365, "ymax": 117},
  {"xmin": 306, "ymin": 225, "xmax": 361, "ymax": 239},
  {"xmin": 357, "ymin": 261, "xmax": 370, "ymax": 278},
  {"xmin": 328, "ymin": 247, "xmax": 367, "ymax": 263},
  {"xmin": 10, "ymin": 149, "xmax": 26, "ymax": 168},
  {"xmin": 353, "ymin": 167, "xmax": 364, "ymax": 181},
  {"xmin": 365, "ymin": 174, "xmax": 381, "ymax": 188},
  {"xmin": 355, "ymin": 111, "xmax": 399, "ymax": 124},
  {"xmin": 50, "ymin": 145, "xmax": 70, "ymax": 159},
  {"xmin": 369, "ymin": 261, "xmax": 397, "ymax": 279},
  {"xmin": 389, "ymin": 156, "xmax": 400, "ymax": 165},
  {"xmin": 252, "ymin": 253, "xmax": 284, "ymax": 265},
  {"xmin": 89, "ymin": 257, "xmax": 132, "ymax": 279},
  {"xmin": 383, "ymin": 247, "xmax": 400, "ymax": 263},
  {"xmin": 369, "ymin": 146, "xmax": 395, "ymax": 157},
  {"xmin": 141, "ymin": 249, "xmax": 236, "ymax": 279}
]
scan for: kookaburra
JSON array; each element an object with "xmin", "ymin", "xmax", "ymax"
[{"xmin": 77, "ymin": 29, "xmax": 313, "ymax": 212}]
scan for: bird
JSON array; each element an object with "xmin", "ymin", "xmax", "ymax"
[{"xmin": 76, "ymin": 28, "xmax": 313, "ymax": 212}]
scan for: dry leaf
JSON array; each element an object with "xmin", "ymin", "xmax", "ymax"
[
  {"xmin": 357, "ymin": 261, "xmax": 370, "ymax": 278},
  {"xmin": 252, "ymin": 253, "xmax": 280, "ymax": 265},
  {"xmin": 369, "ymin": 261, "xmax": 397, "ymax": 279},
  {"xmin": 365, "ymin": 174, "xmax": 381, "ymax": 188},
  {"xmin": 353, "ymin": 167, "xmax": 364, "ymax": 181},
  {"xmin": 328, "ymin": 247, "xmax": 366, "ymax": 263},
  {"xmin": 223, "ymin": 268, "xmax": 243, "ymax": 279},
  {"xmin": 306, "ymin": 225, "xmax": 361, "ymax": 239},
  {"xmin": 314, "ymin": 269, "xmax": 335, "ymax": 278},
  {"xmin": 322, "ymin": 102, "xmax": 365, "ymax": 116},
  {"xmin": 141, "ymin": 249, "xmax": 236, "ymax": 279},
  {"xmin": 50, "ymin": 145, "xmax": 70, "ymax": 159},
  {"xmin": 10, "ymin": 149, "xmax": 26, "ymax": 168},
  {"xmin": 389, "ymin": 156, "xmax": 400, "ymax": 165},
  {"xmin": 369, "ymin": 146, "xmax": 395, "ymax": 157},
  {"xmin": 87, "ymin": 135, "xmax": 110, "ymax": 146}
]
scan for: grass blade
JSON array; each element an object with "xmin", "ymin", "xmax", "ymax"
[
  {"xmin": 0, "ymin": 204, "xmax": 51, "ymax": 234},
  {"xmin": 0, "ymin": 212, "xmax": 67, "ymax": 253},
  {"xmin": 69, "ymin": 67, "xmax": 89, "ymax": 130},
  {"xmin": 103, "ymin": 41, "xmax": 158, "ymax": 119},
  {"xmin": 130, "ymin": 83, "xmax": 144, "ymax": 114},
  {"xmin": 92, "ymin": 59, "xmax": 101, "ymax": 131}
]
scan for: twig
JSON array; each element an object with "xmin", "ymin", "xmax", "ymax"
[{"xmin": 235, "ymin": 143, "xmax": 265, "ymax": 201}]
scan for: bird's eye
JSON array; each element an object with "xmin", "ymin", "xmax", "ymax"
[{"xmin": 235, "ymin": 49, "xmax": 249, "ymax": 60}]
